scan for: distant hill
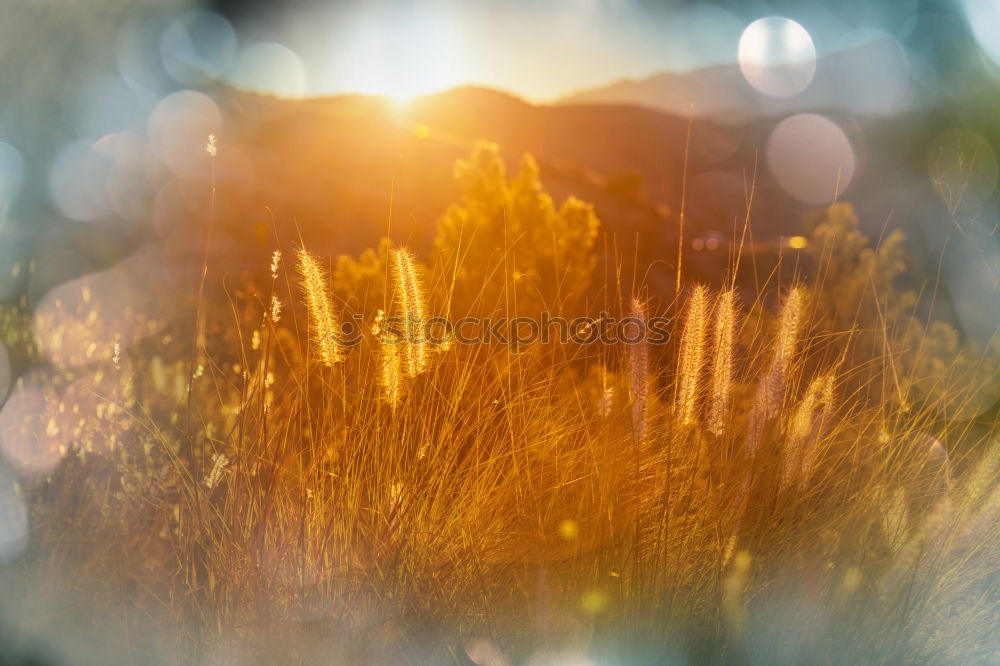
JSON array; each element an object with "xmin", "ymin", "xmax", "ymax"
[
  {"xmin": 184, "ymin": 81, "xmax": 948, "ymax": 303},
  {"xmin": 197, "ymin": 87, "xmax": 705, "ymax": 296},
  {"xmin": 9, "ymin": 75, "xmax": 972, "ymax": 323},
  {"xmin": 557, "ymin": 32, "xmax": 924, "ymax": 121}
]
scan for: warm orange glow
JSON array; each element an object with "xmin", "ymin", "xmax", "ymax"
[{"xmin": 335, "ymin": 17, "xmax": 469, "ymax": 101}]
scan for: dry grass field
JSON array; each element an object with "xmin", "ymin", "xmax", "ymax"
[{"xmin": 2, "ymin": 140, "xmax": 996, "ymax": 664}]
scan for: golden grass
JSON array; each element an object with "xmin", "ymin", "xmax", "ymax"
[
  {"xmin": 296, "ymin": 248, "xmax": 343, "ymax": 367},
  {"xmin": 707, "ymin": 289, "xmax": 738, "ymax": 437},
  {"xmin": 392, "ymin": 247, "xmax": 429, "ymax": 378},
  {"xmin": 675, "ymin": 284, "xmax": 709, "ymax": 427},
  {"xmin": 12, "ymin": 146, "xmax": 1000, "ymax": 665},
  {"xmin": 628, "ymin": 297, "xmax": 649, "ymax": 445}
]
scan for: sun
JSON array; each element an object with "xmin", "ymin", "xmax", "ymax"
[{"xmin": 335, "ymin": 14, "xmax": 467, "ymax": 102}]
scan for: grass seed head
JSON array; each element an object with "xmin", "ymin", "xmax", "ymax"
[
  {"xmin": 297, "ymin": 248, "xmax": 344, "ymax": 366},
  {"xmin": 676, "ymin": 285, "xmax": 709, "ymax": 427},
  {"xmin": 393, "ymin": 247, "xmax": 429, "ymax": 378},
  {"xmin": 628, "ymin": 297, "xmax": 649, "ymax": 444}
]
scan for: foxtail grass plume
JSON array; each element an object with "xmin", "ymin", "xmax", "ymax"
[
  {"xmin": 878, "ymin": 493, "xmax": 955, "ymax": 598},
  {"xmin": 783, "ymin": 373, "xmax": 834, "ymax": 490},
  {"xmin": 963, "ymin": 438, "xmax": 999, "ymax": 506},
  {"xmin": 745, "ymin": 382, "xmax": 769, "ymax": 460},
  {"xmin": 746, "ymin": 286, "xmax": 807, "ymax": 458},
  {"xmin": 767, "ymin": 285, "xmax": 806, "ymax": 408},
  {"xmin": 707, "ymin": 289, "xmax": 738, "ymax": 436},
  {"xmin": 798, "ymin": 375, "xmax": 834, "ymax": 487},
  {"xmin": 270, "ymin": 296, "xmax": 282, "ymax": 323},
  {"xmin": 204, "ymin": 452, "xmax": 228, "ymax": 489},
  {"xmin": 373, "ymin": 309, "xmax": 405, "ymax": 408},
  {"xmin": 393, "ymin": 248, "xmax": 429, "ymax": 378},
  {"xmin": 297, "ymin": 249, "xmax": 344, "ymax": 366},
  {"xmin": 721, "ymin": 534, "xmax": 737, "ymax": 568},
  {"xmin": 953, "ymin": 478, "xmax": 1000, "ymax": 552},
  {"xmin": 628, "ymin": 297, "xmax": 649, "ymax": 444},
  {"xmin": 270, "ymin": 250, "xmax": 281, "ymax": 279},
  {"xmin": 675, "ymin": 285, "xmax": 709, "ymax": 427},
  {"xmin": 879, "ymin": 437, "xmax": 956, "ymax": 595},
  {"xmin": 722, "ymin": 550, "xmax": 751, "ymax": 643},
  {"xmin": 380, "ymin": 337, "xmax": 404, "ymax": 410},
  {"xmin": 599, "ymin": 369, "xmax": 615, "ymax": 418}
]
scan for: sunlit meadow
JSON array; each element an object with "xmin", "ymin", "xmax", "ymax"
[{"xmin": 2, "ymin": 2, "xmax": 1000, "ymax": 665}]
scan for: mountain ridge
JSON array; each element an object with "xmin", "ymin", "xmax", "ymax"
[{"xmin": 556, "ymin": 33, "xmax": 926, "ymax": 121}]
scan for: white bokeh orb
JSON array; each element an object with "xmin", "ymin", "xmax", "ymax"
[
  {"xmin": 739, "ymin": 17, "xmax": 816, "ymax": 98},
  {"xmin": 767, "ymin": 114, "xmax": 855, "ymax": 204}
]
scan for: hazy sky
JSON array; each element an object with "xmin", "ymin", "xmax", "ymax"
[{"xmin": 203, "ymin": 0, "xmax": 972, "ymax": 100}]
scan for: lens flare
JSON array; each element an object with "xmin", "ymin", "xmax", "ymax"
[
  {"xmin": 767, "ymin": 114, "xmax": 855, "ymax": 204},
  {"xmin": 228, "ymin": 42, "xmax": 307, "ymax": 98},
  {"xmin": 0, "ymin": 384, "xmax": 64, "ymax": 474},
  {"xmin": 738, "ymin": 17, "xmax": 816, "ymax": 97}
]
